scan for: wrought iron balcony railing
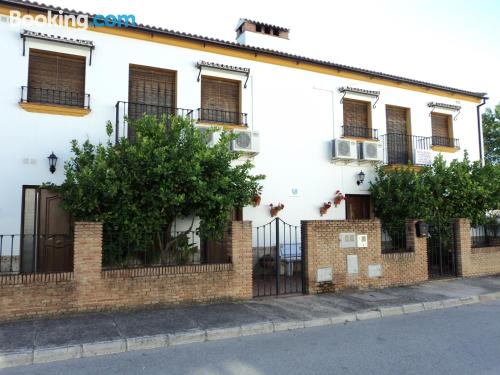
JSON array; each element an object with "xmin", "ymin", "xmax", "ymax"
[
  {"xmin": 114, "ymin": 101, "xmax": 194, "ymax": 143},
  {"xmin": 341, "ymin": 125, "xmax": 378, "ymax": 140},
  {"xmin": 21, "ymin": 86, "xmax": 90, "ymax": 108},
  {"xmin": 197, "ymin": 108, "xmax": 247, "ymax": 126},
  {"xmin": 430, "ymin": 136, "xmax": 460, "ymax": 149},
  {"xmin": 380, "ymin": 133, "xmax": 431, "ymax": 166}
]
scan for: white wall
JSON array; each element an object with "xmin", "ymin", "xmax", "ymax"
[{"xmin": 0, "ymin": 18, "xmax": 482, "ymax": 234}]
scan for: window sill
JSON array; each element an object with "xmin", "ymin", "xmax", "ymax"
[
  {"xmin": 383, "ymin": 164, "xmax": 423, "ymax": 172},
  {"xmin": 196, "ymin": 120, "xmax": 247, "ymax": 130},
  {"xmin": 431, "ymin": 145, "xmax": 459, "ymax": 153},
  {"xmin": 19, "ymin": 102, "xmax": 91, "ymax": 117}
]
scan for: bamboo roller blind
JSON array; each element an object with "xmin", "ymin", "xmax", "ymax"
[
  {"xmin": 201, "ymin": 76, "xmax": 240, "ymax": 113},
  {"xmin": 343, "ymin": 99, "xmax": 369, "ymax": 128}
]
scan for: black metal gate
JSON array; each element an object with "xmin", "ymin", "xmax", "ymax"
[
  {"xmin": 253, "ymin": 218, "xmax": 304, "ymax": 297},
  {"xmin": 427, "ymin": 221, "xmax": 457, "ymax": 278}
]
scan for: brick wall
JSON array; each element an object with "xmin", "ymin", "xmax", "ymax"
[
  {"xmin": 0, "ymin": 221, "xmax": 253, "ymax": 321},
  {"xmin": 454, "ymin": 218, "xmax": 500, "ymax": 277},
  {"xmin": 302, "ymin": 219, "xmax": 428, "ymax": 293}
]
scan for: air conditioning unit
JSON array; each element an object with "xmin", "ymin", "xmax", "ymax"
[
  {"xmin": 195, "ymin": 125, "xmax": 220, "ymax": 146},
  {"xmin": 331, "ymin": 139, "xmax": 357, "ymax": 160},
  {"xmin": 231, "ymin": 130, "xmax": 260, "ymax": 155},
  {"xmin": 360, "ymin": 141, "xmax": 383, "ymax": 162}
]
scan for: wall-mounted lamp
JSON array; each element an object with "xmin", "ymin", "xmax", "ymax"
[
  {"xmin": 48, "ymin": 152, "xmax": 58, "ymax": 174},
  {"xmin": 356, "ymin": 170, "xmax": 365, "ymax": 186}
]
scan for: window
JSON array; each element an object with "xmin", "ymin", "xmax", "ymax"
[
  {"xmin": 345, "ymin": 195, "xmax": 371, "ymax": 220},
  {"xmin": 343, "ymin": 99, "xmax": 371, "ymax": 138},
  {"xmin": 200, "ymin": 76, "xmax": 242, "ymax": 125},
  {"xmin": 256, "ymin": 24, "xmax": 262, "ymax": 32},
  {"xmin": 27, "ymin": 49, "xmax": 86, "ymax": 107},
  {"xmin": 128, "ymin": 65, "xmax": 176, "ymax": 119},
  {"xmin": 431, "ymin": 113, "xmax": 453, "ymax": 147}
]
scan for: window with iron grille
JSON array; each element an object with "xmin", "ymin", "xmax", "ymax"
[
  {"xmin": 343, "ymin": 99, "xmax": 371, "ymax": 138},
  {"xmin": 27, "ymin": 49, "xmax": 86, "ymax": 107},
  {"xmin": 431, "ymin": 113, "xmax": 453, "ymax": 147},
  {"xmin": 200, "ymin": 76, "xmax": 241, "ymax": 124}
]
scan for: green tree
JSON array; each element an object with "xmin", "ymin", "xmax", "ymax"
[
  {"xmin": 369, "ymin": 153, "xmax": 500, "ymax": 229},
  {"xmin": 52, "ymin": 115, "xmax": 264, "ymax": 252},
  {"xmin": 483, "ymin": 103, "xmax": 500, "ymax": 164}
]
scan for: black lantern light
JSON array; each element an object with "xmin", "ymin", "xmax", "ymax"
[
  {"xmin": 48, "ymin": 152, "xmax": 58, "ymax": 174},
  {"xmin": 356, "ymin": 170, "xmax": 365, "ymax": 186}
]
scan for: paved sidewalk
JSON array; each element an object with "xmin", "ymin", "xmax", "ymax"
[{"xmin": 1, "ymin": 275, "xmax": 500, "ymax": 369}]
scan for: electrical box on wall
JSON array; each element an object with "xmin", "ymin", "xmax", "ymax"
[
  {"xmin": 317, "ymin": 267, "xmax": 333, "ymax": 283},
  {"xmin": 347, "ymin": 254, "xmax": 359, "ymax": 274},
  {"xmin": 368, "ymin": 264, "xmax": 382, "ymax": 278},
  {"xmin": 340, "ymin": 233, "xmax": 356, "ymax": 248},
  {"xmin": 357, "ymin": 234, "xmax": 368, "ymax": 248}
]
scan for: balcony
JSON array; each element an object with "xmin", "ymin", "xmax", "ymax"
[
  {"xmin": 197, "ymin": 108, "xmax": 247, "ymax": 126},
  {"xmin": 115, "ymin": 101, "xmax": 193, "ymax": 142},
  {"xmin": 430, "ymin": 136, "xmax": 460, "ymax": 151},
  {"xmin": 341, "ymin": 125, "xmax": 378, "ymax": 140},
  {"xmin": 380, "ymin": 133, "xmax": 431, "ymax": 167},
  {"xmin": 20, "ymin": 86, "xmax": 90, "ymax": 116}
]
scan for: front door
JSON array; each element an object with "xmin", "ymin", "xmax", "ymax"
[
  {"xmin": 346, "ymin": 194, "xmax": 371, "ymax": 220},
  {"xmin": 21, "ymin": 186, "xmax": 73, "ymax": 273}
]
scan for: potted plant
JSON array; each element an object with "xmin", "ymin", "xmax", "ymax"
[
  {"xmin": 333, "ymin": 190, "xmax": 345, "ymax": 207},
  {"xmin": 320, "ymin": 201, "xmax": 332, "ymax": 216},
  {"xmin": 270, "ymin": 203, "xmax": 285, "ymax": 217}
]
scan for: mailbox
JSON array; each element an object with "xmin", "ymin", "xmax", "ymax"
[{"xmin": 415, "ymin": 221, "xmax": 429, "ymax": 237}]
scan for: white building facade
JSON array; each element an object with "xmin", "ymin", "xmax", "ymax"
[{"xmin": 0, "ymin": 1, "xmax": 487, "ymax": 242}]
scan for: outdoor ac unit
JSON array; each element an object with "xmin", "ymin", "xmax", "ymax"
[
  {"xmin": 195, "ymin": 125, "xmax": 220, "ymax": 146},
  {"xmin": 231, "ymin": 130, "xmax": 260, "ymax": 155},
  {"xmin": 360, "ymin": 141, "xmax": 383, "ymax": 162},
  {"xmin": 331, "ymin": 139, "xmax": 357, "ymax": 160}
]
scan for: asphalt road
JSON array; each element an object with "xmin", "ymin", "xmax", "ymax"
[{"xmin": 3, "ymin": 300, "xmax": 500, "ymax": 375}]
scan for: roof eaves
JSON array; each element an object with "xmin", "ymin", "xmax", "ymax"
[{"xmin": 2, "ymin": 0, "xmax": 487, "ymax": 99}]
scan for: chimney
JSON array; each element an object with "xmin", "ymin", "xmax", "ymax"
[{"xmin": 235, "ymin": 18, "xmax": 290, "ymax": 51}]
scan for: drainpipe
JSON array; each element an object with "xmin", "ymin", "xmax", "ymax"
[{"xmin": 476, "ymin": 96, "xmax": 488, "ymax": 165}]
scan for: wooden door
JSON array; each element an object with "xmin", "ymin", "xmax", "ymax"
[
  {"xmin": 385, "ymin": 106, "xmax": 410, "ymax": 164},
  {"xmin": 37, "ymin": 189, "xmax": 73, "ymax": 273},
  {"xmin": 346, "ymin": 195, "xmax": 371, "ymax": 220}
]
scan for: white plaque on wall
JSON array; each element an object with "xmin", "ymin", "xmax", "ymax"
[
  {"xmin": 289, "ymin": 187, "xmax": 300, "ymax": 197},
  {"xmin": 317, "ymin": 267, "xmax": 333, "ymax": 283},
  {"xmin": 414, "ymin": 149, "xmax": 432, "ymax": 166},
  {"xmin": 347, "ymin": 255, "xmax": 359, "ymax": 274},
  {"xmin": 368, "ymin": 264, "xmax": 382, "ymax": 278}
]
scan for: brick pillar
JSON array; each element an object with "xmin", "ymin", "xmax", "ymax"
[
  {"xmin": 301, "ymin": 221, "xmax": 318, "ymax": 294},
  {"xmin": 453, "ymin": 218, "xmax": 472, "ymax": 277},
  {"xmin": 73, "ymin": 222, "xmax": 103, "ymax": 283},
  {"xmin": 228, "ymin": 221, "xmax": 253, "ymax": 299},
  {"xmin": 405, "ymin": 220, "xmax": 428, "ymax": 281}
]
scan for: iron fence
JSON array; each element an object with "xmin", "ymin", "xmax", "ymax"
[
  {"xmin": 471, "ymin": 225, "xmax": 500, "ymax": 248},
  {"xmin": 102, "ymin": 229, "xmax": 211, "ymax": 269},
  {"xmin": 115, "ymin": 101, "xmax": 194, "ymax": 143},
  {"xmin": 381, "ymin": 225, "xmax": 409, "ymax": 254},
  {"xmin": 21, "ymin": 86, "xmax": 90, "ymax": 108},
  {"xmin": 0, "ymin": 234, "xmax": 73, "ymax": 275},
  {"xmin": 197, "ymin": 108, "xmax": 247, "ymax": 126},
  {"xmin": 341, "ymin": 125, "xmax": 379, "ymax": 140}
]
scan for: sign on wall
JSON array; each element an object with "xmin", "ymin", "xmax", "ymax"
[{"xmin": 414, "ymin": 149, "xmax": 433, "ymax": 165}]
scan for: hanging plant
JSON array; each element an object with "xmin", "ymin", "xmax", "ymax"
[
  {"xmin": 333, "ymin": 190, "xmax": 345, "ymax": 207},
  {"xmin": 320, "ymin": 201, "xmax": 332, "ymax": 216},
  {"xmin": 252, "ymin": 195, "xmax": 262, "ymax": 207},
  {"xmin": 270, "ymin": 203, "xmax": 285, "ymax": 217}
]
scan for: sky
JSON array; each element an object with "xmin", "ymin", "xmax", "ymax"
[{"xmin": 51, "ymin": 0, "xmax": 500, "ymax": 108}]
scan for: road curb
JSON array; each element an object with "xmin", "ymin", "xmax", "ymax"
[{"xmin": 1, "ymin": 292, "xmax": 499, "ymax": 369}]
